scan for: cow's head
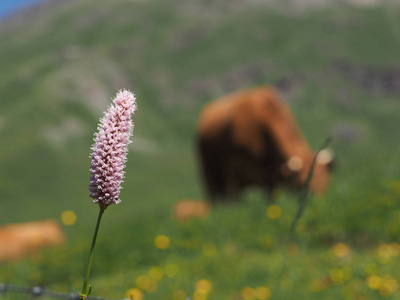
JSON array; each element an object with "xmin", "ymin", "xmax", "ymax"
[{"xmin": 285, "ymin": 148, "xmax": 335, "ymax": 195}]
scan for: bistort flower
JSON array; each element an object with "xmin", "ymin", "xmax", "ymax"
[{"xmin": 89, "ymin": 89, "xmax": 137, "ymax": 210}]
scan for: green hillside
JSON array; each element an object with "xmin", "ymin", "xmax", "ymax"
[{"xmin": 0, "ymin": 0, "xmax": 400, "ymax": 299}]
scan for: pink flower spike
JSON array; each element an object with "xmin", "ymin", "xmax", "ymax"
[{"xmin": 89, "ymin": 89, "xmax": 137, "ymax": 210}]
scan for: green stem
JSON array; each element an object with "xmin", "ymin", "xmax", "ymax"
[{"xmin": 80, "ymin": 207, "xmax": 105, "ymax": 299}]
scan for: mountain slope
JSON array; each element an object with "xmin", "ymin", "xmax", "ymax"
[{"xmin": 1, "ymin": 1, "xmax": 400, "ymax": 299}]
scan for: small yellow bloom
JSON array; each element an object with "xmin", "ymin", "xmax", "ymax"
[
  {"xmin": 135, "ymin": 275, "xmax": 149, "ymax": 289},
  {"xmin": 367, "ymin": 275, "xmax": 382, "ymax": 290},
  {"xmin": 377, "ymin": 276, "xmax": 399, "ymax": 297},
  {"xmin": 332, "ymin": 243, "xmax": 351, "ymax": 259},
  {"xmin": 165, "ymin": 263, "xmax": 179, "ymax": 278},
  {"xmin": 254, "ymin": 286, "xmax": 271, "ymax": 299},
  {"xmin": 61, "ymin": 210, "xmax": 77, "ymax": 226},
  {"xmin": 377, "ymin": 244, "xmax": 397, "ymax": 263},
  {"xmin": 195, "ymin": 279, "xmax": 213, "ymax": 294},
  {"xmin": 241, "ymin": 286, "xmax": 255, "ymax": 300},
  {"xmin": 148, "ymin": 266, "xmax": 164, "ymax": 281},
  {"xmin": 126, "ymin": 288, "xmax": 143, "ymax": 300},
  {"xmin": 154, "ymin": 235, "xmax": 171, "ymax": 249},
  {"xmin": 266, "ymin": 205, "xmax": 282, "ymax": 220},
  {"xmin": 134, "ymin": 275, "xmax": 157, "ymax": 292},
  {"xmin": 379, "ymin": 278, "xmax": 399, "ymax": 297},
  {"xmin": 330, "ymin": 268, "xmax": 346, "ymax": 285},
  {"xmin": 383, "ymin": 277, "xmax": 399, "ymax": 293}
]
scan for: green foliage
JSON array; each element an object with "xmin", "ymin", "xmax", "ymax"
[{"xmin": 0, "ymin": 0, "xmax": 400, "ymax": 299}]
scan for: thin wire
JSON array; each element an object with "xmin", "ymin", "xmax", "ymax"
[
  {"xmin": 0, "ymin": 283, "xmax": 130, "ymax": 300},
  {"xmin": 273, "ymin": 136, "xmax": 332, "ymax": 299}
]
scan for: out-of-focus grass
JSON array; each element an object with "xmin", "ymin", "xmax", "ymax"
[{"xmin": 0, "ymin": 0, "xmax": 400, "ymax": 299}]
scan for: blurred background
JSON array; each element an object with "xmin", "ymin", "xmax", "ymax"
[{"xmin": 0, "ymin": 0, "xmax": 400, "ymax": 299}]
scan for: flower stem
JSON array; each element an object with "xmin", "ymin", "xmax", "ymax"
[{"xmin": 80, "ymin": 207, "xmax": 105, "ymax": 299}]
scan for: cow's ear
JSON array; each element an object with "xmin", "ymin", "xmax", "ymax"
[
  {"xmin": 281, "ymin": 156, "xmax": 303, "ymax": 177},
  {"xmin": 287, "ymin": 156, "xmax": 303, "ymax": 172},
  {"xmin": 317, "ymin": 148, "xmax": 335, "ymax": 170}
]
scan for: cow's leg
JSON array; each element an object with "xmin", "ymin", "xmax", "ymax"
[
  {"xmin": 198, "ymin": 138, "xmax": 225, "ymax": 204},
  {"xmin": 205, "ymin": 155, "xmax": 230, "ymax": 204}
]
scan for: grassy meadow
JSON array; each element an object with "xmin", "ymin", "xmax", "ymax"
[{"xmin": 0, "ymin": 0, "xmax": 400, "ymax": 299}]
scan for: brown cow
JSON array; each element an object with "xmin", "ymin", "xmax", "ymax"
[
  {"xmin": 0, "ymin": 219, "xmax": 66, "ymax": 263},
  {"xmin": 196, "ymin": 85, "xmax": 334, "ymax": 203}
]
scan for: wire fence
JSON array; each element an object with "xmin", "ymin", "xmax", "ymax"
[
  {"xmin": 0, "ymin": 284, "xmax": 193, "ymax": 300},
  {"xmin": 0, "ymin": 283, "xmax": 131, "ymax": 300}
]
